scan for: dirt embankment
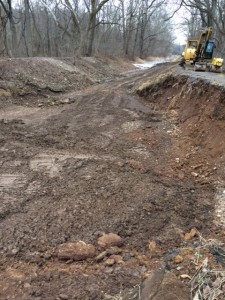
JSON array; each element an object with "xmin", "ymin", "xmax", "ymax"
[
  {"xmin": 0, "ymin": 61, "xmax": 225, "ymax": 300},
  {"xmin": 0, "ymin": 56, "xmax": 133, "ymax": 107},
  {"xmin": 135, "ymin": 70, "xmax": 225, "ymax": 299},
  {"xmin": 137, "ymin": 71, "xmax": 225, "ymax": 183}
]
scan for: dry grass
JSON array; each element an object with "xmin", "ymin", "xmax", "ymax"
[
  {"xmin": 191, "ymin": 265, "xmax": 225, "ymax": 299},
  {"xmin": 189, "ymin": 233, "xmax": 225, "ymax": 300},
  {"xmin": 136, "ymin": 72, "xmax": 175, "ymax": 96}
]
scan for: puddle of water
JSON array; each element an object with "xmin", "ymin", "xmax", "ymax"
[
  {"xmin": 0, "ymin": 174, "xmax": 27, "ymax": 190},
  {"xmin": 133, "ymin": 61, "xmax": 165, "ymax": 70}
]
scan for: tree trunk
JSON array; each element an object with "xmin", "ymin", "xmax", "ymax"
[
  {"xmin": 86, "ymin": 12, "xmax": 96, "ymax": 56},
  {"xmin": 8, "ymin": 15, "xmax": 17, "ymax": 56},
  {"xmin": 24, "ymin": 0, "xmax": 33, "ymax": 56},
  {"xmin": 45, "ymin": 7, "xmax": 51, "ymax": 56},
  {"xmin": 207, "ymin": 0, "xmax": 216, "ymax": 27},
  {"xmin": 139, "ymin": 14, "xmax": 146, "ymax": 58}
]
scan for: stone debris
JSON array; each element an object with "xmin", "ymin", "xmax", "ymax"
[
  {"xmin": 97, "ymin": 233, "xmax": 123, "ymax": 249},
  {"xmin": 57, "ymin": 241, "xmax": 95, "ymax": 261},
  {"xmin": 184, "ymin": 228, "xmax": 197, "ymax": 240}
]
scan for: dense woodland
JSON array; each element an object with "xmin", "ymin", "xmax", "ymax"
[{"xmin": 0, "ymin": 0, "xmax": 225, "ymax": 58}]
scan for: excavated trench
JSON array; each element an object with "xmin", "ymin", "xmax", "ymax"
[
  {"xmin": 0, "ymin": 63, "xmax": 225, "ymax": 300},
  {"xmin": 138, "ymin": 71, "xmax": 225, "ymax": 225}
]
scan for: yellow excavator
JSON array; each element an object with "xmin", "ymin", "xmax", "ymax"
[{"xmin": 183, "ymin": 27, "xmax": 223, "ymax": 72}]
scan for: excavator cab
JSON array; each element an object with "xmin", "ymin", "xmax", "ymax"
[
  {"xmin": 204, "ymin": 41, "xmax": 215, "ymax": 59},
  {"xmin": 198, "ymin": 40, "xmax": 215, "ymax": 60}
]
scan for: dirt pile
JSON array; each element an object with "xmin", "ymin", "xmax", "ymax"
[{"xmin": 0, "ymin": 56, "xmax": 133, "ymax": 107}]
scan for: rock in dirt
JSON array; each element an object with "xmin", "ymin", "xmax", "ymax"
[
  {"xmin": 106, "ymin": 246, "xmax": 122, "ymax": 255},
  {"xmin": 110, "ymin": 255, "xmax": 123, "ymax": 263},
  {"xmin": 104, "ymin": 258, "xmax": 115, "ymax": 266},
  {"xmin": 184, "ymin": 228, "xmax": 197, "ymax": 240},
  {"xmin": 173, "ymin": 255, "xmax": 184, "ymax": 264},
  {"xmin": 0, "ymin": 88, "xmax": 11, "ymax": 97},
  {"xmin": 180, "ymin": 274, "xmax": 191, "ymax": 280},
  {"xmin": 97, "ymin": 233, "xmax": 123, "ymax": 249},
  {"xmin": 191, "ymin": 172, "xmax": 198, "ymax": 177},
  {"xmin": 123, "ymin": 253, "xmax": 133, "ymax": 261},
  {"xmin": 95, "ymin": 247, "xmax": 123, "ymax": 263},
  {"xmin": 60, "ymin": 98, "xmax": 70, "ymax": 104},
  {"xmin": 57, "ymin": 241, "xmax": 95, "ymax": 261},
  {"xmin": 129, "ymin": 159, "xmax": 144, "ymax": 170},
  {"xmin": 31, "ymin": 290, "xmax": 43, "ymax": 297},
  {"xmin": 149, "ymin": 241, "xmax": 157, "ymax": 252},
  {"xmin": 59, "ymin": 294, "xmax": 69, "ymax": 300},
  {"xmin": 148, "ymin": 241, "xmax": 161, "ymax": 255},
  {"xmin": 11, "ymin": 248, "xmax": 19, "ymax": 255},
  {"xmin": 95, "ymin": 251, "xmax": 108, "ymax": 262}
]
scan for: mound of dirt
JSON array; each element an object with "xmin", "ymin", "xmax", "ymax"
[{"xmin": 0, "ymin": 56, "xmax": 134, "ymax": 107}]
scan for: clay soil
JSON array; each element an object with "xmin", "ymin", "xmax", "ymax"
[{"xmin": 0, "ymin": 59, "xmax": 225, "ymax": 300}]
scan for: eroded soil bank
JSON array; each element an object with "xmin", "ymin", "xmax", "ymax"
[{"xmin": 0, "ymin": 61, "xmax": 225, "ymax": 300}]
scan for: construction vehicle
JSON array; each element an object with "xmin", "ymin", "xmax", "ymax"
[{"xmin": 183, "ymin": 27, "xmax": 223, "ymax": 72}]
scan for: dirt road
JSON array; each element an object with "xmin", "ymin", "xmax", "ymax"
[
  {"xmin": 0, "ymin": 62, "xmax": 224, "ymax": 300},
  {"xmin": 179, "ymin": 66, "xmax": 225, "ymax": 86}
]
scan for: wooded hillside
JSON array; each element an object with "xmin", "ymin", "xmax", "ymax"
[{"xmin": 0, "ymin": 0, "xmax": 174, "ymax": 58}]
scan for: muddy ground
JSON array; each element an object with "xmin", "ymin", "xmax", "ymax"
[{"xmin": 0, "ymin": 58, "xmax": 225, "ymax": 300}]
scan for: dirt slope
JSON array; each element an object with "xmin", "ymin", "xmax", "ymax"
[
  {"xmin": 137, "ymin": 67, "xmax": 225, "ymax": 185},
  {"xmin": 0, "ymin": 61, "xmax": 225, "ymax": 300},
  {"xmin": 0, "ymin": 56, "xmax": 133, "ymax": 107}
]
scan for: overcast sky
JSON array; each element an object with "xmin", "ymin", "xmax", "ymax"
[{"xmin": 170, "ymin": 4, "xmax": 188, "ymax": 45}]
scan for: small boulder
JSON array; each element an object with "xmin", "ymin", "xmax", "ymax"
[
  {"xmin": 184, "ymin": 228, "xmax": 197, "ymax": 240},
  {"xmin": 110, "ymin": 255, "xmax": 124, "ymax": 264},
  {"xmin": 129, "ymin": 160, "xmax": 144, "ymax": 171},
  {"xmin": 57, "ymin": 241, "xmax": 95, "ymax": 261},
  {"xmin": 0, "ymin": 88, "xmax": 11, "ymax": 97},
  {"xmin": 95, "ymin": 251, "xmax": 107, "ymax": 262},
  {"xmin": 104, "ymin": 258, "xmax": 115, "ymax": 266},
  {"xmin": 106, "ymin": 246, "xmax": 122, "ymax": 255},
  {"xmin": 59, "ymin": 294, "xmax": 69, "ymax": 300},
  {"xmin": 174, "ymin": 255, "xmax": 184, "ymax": 264},
  {"xmin": 97, "ymin": 233, "xmax": 123, "ymax": 249}
]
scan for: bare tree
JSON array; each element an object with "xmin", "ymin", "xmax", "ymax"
[
  {"xmin": 0, "ymin": 0, "xmax": 18, "ymax": 56},
  {"xmin": 24, "ymin": 0, "xmax": 33, "ymax": 56},
  {"xmin": 0, "ymin": 0, "xmax": 176, "ymax": 58}
]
